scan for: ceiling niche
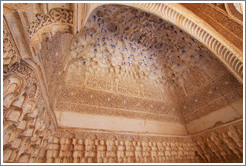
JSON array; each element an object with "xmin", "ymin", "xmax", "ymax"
[
  {"xmin": 38, "ymin": 4, "xmax": 242, "ymax": 134},
  {"xmin": 3, "ymin": 3, "xmax": 243, "ymax": 163}
]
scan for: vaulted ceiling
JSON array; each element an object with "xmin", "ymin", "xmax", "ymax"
[
  {"xmin": 36, "ymin": 5, "xmax": 242, "ymax": 135},
  {"xmin": 2, "ymin": 3, "xmax": 243, "ymax": 163}
]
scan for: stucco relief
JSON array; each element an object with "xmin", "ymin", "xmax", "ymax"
[
  {"xmin": 42, "ymin": 129, "xmax": 198, "ymax": 163},
  {"xmin": 39, "ymin": 120, "xmax": 243, "ymax": 163},
  {"xmin": 192, "ymin": 120, "xmax": 243, "ymax": 163},
  {"xmin": 56, "ymin": 86, "xmax": 183, "ymax": 124},
  {"xmin": 3, "ymin": 61, "xmax": 56, "ymax": 163},
  {"xmin": 27, "ymin": 8, "xmax": 73, "ymax": 39},
  {"xmin": 3, "ymin": 19, "xmax": 21, "ymax": 66},
  {"xmin": 6, "ymin": 3, "xmax": 242, "ymax": 82},
  {"xmin": 2, "ymin": 3, "xmax": 243, "ymax": 163},
  {"xmin": 182, "ymin": 74, "xmax": 242, "ymax": 122},
  {"xmin": 67, "ymin": 5, "xmax": 225, "ymax": 98},
  {"xmin": 55, "ymin": 5, "xmax": 242, "ymax": 123}
]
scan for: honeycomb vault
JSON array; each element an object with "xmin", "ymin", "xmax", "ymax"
[{"xmin": 3, "ymin": 3, "xmax": 243, "ymax": 163}]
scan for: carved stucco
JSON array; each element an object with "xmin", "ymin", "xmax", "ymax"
[
  {"xmin": 4, "ymin": 3, "xmax": 242, "ymax": 82},
  {"xmin": 81, "ymin": 3, "xmax": 244, "ymax": 83},
  {"xmin": 192, "ymin": 120, "xmax": 243, "ymax": 163},
  {"xmin": 32, "ymin": 119, "xmax": 244, "ymax": 163},
  {"xmin": 41, "ymin": 4, "xmax": 242, "ymax": 127},
  {"xmin": 3, "ymin": 18, "xmax": 21, "ymax": 66},
  {"xmin": 27, "ymin": 8, "xmax": 73, "ymax": 39},
  {"xmin": 3, "ymin": 61, "xmax": 56, "ymax": 163},
  {"xmin": 2, "ymin": 3, "xmax": 243, "ymax": 163}
]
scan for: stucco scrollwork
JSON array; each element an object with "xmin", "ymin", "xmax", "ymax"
[
  {"xmin": 27, "ymin": 8, "xmax": 73, "ymax": 38},
  {"xmin": 3, "ymin": 20, "xmax": 21, "ymax": 66}
]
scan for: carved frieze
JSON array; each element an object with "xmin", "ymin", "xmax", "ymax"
[
  {"xmin": 182, "ymin": 74, "xmax": 242, "ymax": 122},
  {"xmin": 42, "ymin": 129, "xmax": 197, "ymax": 163},
  {"xmin": 55, "ymin": 85, "xmax": 182, "ymax": 123}
]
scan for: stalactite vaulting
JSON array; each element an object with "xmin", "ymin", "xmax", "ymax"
[{"xmin": 2, "ymin": 3, "xmax": 243, "ymax": 163}]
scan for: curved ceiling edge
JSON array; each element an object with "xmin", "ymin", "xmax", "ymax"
[
  {"xmin": 82, "ymin": 3, "xmax": 243, "ymax": 83},
  {"xmin": 3, "ymin": 3, "xmax": 243, "ymax": 83}
]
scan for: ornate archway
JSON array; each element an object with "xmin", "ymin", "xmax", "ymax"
[{"xmin": 3, "ymin": 3, "xmax": 243, "ymax": 163}]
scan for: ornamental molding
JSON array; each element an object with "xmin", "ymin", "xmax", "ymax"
[{"xmin": 127, "ymin": 3, "xmax": 243, "ymax": 83}]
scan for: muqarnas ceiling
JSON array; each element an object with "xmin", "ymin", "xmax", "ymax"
[
  {"xmin": 40, "ymin": 5, "xmax": 242, "ymax": 123},
  {"xmin": 67, "ymin": 5, "xmax": 232, "ymax": 99}
]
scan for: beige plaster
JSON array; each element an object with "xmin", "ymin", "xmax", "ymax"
[
  {"xmin": 230, "ymin": 98, "xmax": 243, "ymax": 116},
  {"xmin": 55, "ymin": 111, "xmax": 187, "ymax": 135},
  {"xmin": 186, "ymin": 98, "xmax": 243, "ymax": 134}
]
